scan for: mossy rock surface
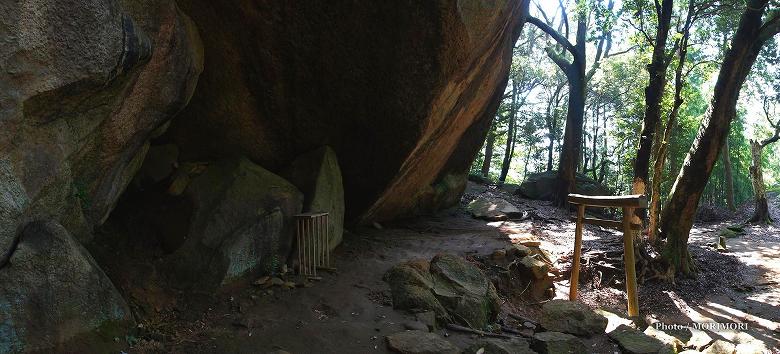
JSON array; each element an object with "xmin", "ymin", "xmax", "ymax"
[
  {"xmin": 540, "ymin": 300, "xmax": 608, "ymax": 337},
  {"xmin": 467, "ymin": 197, "xmax": 522, "ymax": 220},
  {"xmin": 608, "ymin": 324, "xmax": 672, "ymax": 354},
  {"xmin": 283, "ymin": 146, "xmax": 344, "ymax": 251},
  {"xmin": 0, "ymin": 221, "xmax": 133, "ymax": 353},
  {"xmin": 465, "ymin": 338, "xmax": 535, "ymax": 354},
  {"xmin": 531, "ymin": 331, "xmax": 586, "ymax": 354},
  {"xmin": 384, "ymin": 254, "xmax": 501, "ymax": 329},
  {"xmin": 168, "ymin": 157, "xmax": 303, "ymax": 289},
  {"xmin": 384, "ymin": 260, "xmax": 450, "ymax": 322},
  {"xmin": 385, "ymin": 330, "xmax": 458, "ymax": 354},
  {"xmin": 518, "ymin": 171, "xmax": 611, "ymax": 201},
  {"xmin": 719, "ymin": 225, "xmax": 745, "ymax": 238}
]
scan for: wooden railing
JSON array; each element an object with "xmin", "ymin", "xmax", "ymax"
[{"xmin": 567, "ymin": 193, "xmax": 647, "ymax": 317}]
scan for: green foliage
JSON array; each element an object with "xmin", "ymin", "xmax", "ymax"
[{"xmin": 471, "ymin": 0, "xmax": 780, "ymax": 212}]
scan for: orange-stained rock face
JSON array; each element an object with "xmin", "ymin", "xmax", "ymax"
[{"xmin": 170, "ymin": 0, "xmax": 529, "ymax": 222}]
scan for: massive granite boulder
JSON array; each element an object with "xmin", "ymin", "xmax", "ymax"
[
  {"xmin": 169, "ymin": 0, "xmax": 529, "ymax": 222},
  {"xmin": 1, "ymin": 1, "xmax": 201, "ymax": 350},
  {"xmin": 0, "ymin": 0, "xmax": 530, "ymax": 350},
  {"xmin": 0, "ymin": 0, "xmax": 203, "ymax": 253},
  {"xmin": 0, "ymin": 221, "xmax": 132, "ymax": 353},
  {"xmin": 518, "ymin": 171, "xmax": 612, "ymax": 201}
]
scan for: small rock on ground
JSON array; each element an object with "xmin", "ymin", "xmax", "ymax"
[
  {"xmin": 734, "ymin": 341, "xmax": 768, "ymax": 354},
  {"xmin": 643, "ymin": 326, "xmax": 684, "ymax": 352},
  {"xmin": 540, "ymin": 300, "xmax": 608, "ymax": 337},
  {"xmin": 466, "ymin": 197, "xmax": 522, "ymax": 221},
  {"xmin": 385, "ymin": 330, "xmax": 458, "ymax": 354},
  {"xmin": 702, "ymin": 339, "xmax": 736, "ymax": 354},
  {"xmin": 403, "ymin": 321, "xmax": 429, "ymax": 332},
  {"xmin": 685, "ymin": 329, "xmax": 713, "ymax": 350},
  {"xmin": 415, "ymin": 311, "xmax": 437, "ymax": 331},
  {"xmin": 465, "ymin": 338, "xmax": 535, "ymax": 354},
  {"xmin": 608, "ymin": 325, "xmax": 671, "ymax": 354},
  {"xmin": 531, "ymin": 331, "xmax": 586, "ymax": 354}
]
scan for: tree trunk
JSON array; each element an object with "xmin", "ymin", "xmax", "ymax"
[
  {"xmin": 555, "ymin": 23, "xmax": 587, "ymax": 207},
  {"xmin": 547, "ymin": 136, "xmax": 555, "ymax": 172},
  {"xmin": 523, "ymin": 144, "xmax": 533, "ymax": 181},
  {"xmin": 633, "ymin": 0, "xmax": 674, "ymax": 220},
  {"xmin": 599, "ymin": 110, "xmax": 608, "ymax": 184},
  {"xmin": 527, "ymin": 3, "xmax": 589, "ymax": 207},
  {"xmin": 592, "ymin": 104, "xmax": 600, "ymax": 180},
  {"xmin": 722, "ymin": 140, "xmax": 737, "ymax": 211},
  {"xmin": 499, "ymin": 82, "xmax": 519, "ymax": 182},
  {"xmin": 749, "ymin": 140, "xmax": 773, "ymax": 223},
  {"xmin": 660, "ymin": 0, "xmax": 776, "ymax": 277},
  {"xmin": 481, "ymin": 127, "xmax": 496, "ymax": 177},
  {"xmin": 546, "ymin": 84, "xmax": 564, "ymax": 173}
]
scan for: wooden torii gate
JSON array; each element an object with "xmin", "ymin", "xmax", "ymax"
[{"xmin": 567, "ymin": 193, "xmax": 647, "ymax": 317}]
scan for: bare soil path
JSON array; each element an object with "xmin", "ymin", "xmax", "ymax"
[{"xmin": 124, "ymin": 183, "xmax": 779, "ymax": 353}]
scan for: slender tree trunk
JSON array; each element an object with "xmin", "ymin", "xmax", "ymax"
[
  {"xmin": 581, "ymin": 114, "xmax": 589, "ymax": 173},
  {"xmin": 599, "ymin": 110, "xmax": 608, "ymax": 184},
  {"xmin": 648, "ymin": 98, "xmax": 682, "ymax": 242},
  {"xmin": 482, "ymin": 128, "xmax": 496, "ymax": 177},
  {"xmin": 499, "ymin": 82, "xmax": 519, "ymax": 182},
  {"xmin": 547, "ymin": 136, "xmax": 555, "ymax": 172},
  {"xmin": 633, "ymin": 0, "xmax": 674, "ymax": 220},
  {"xmin": 722, "ymin": 140, "xmax": 737, "ymax": 210},
  {"xmin": 748, "ymin": 140, "xmax": 772, "ymax": 223},
  {"xmin": 648, "ymin": 78, "xmax": 684, "ymax": 242},
  {"xmin": 591, "ymin": 105, "xmax": 600, "ymax": 180},
  {"xmin": 546, "ymin": 84, "xmax": 564, "ymax": 173},
  {"xmin": 523, "ymin": 144, "xmax": 533, "ymax": 181},
  {"xmin": 660, "ymin": 0, "xmax": 777, "ymax": 277},
  {"xmin": 648, "ymin": 156, "xmax": 666, "ymax": 241}
]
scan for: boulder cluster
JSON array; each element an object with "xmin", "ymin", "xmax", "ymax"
[{"xmin": 1, "ymin": 0, "xmax": 529, "ymax": 351}]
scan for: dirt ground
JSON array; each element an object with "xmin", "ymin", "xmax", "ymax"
[{"xmin": 103, "ymin": 183, "xmax": 779, "ymax": 353}]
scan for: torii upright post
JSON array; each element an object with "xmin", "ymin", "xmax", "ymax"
[{"xmin": 567, "ymin": 194, "xmax": 646, "ymax": 317}]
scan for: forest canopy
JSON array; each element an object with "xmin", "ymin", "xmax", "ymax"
[
  {"xmin": 471, "ymin": 0, "xmax": 780, "ymax": 277},
  {"xmin": 474, "ymin": 0, "xmax": 779, "ymax": 204}
]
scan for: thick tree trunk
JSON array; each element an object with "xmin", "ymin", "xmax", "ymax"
[
  {"xmin": 660, "ymin": 0, "xmax": 775, "ymax": 277},
  {"xmin": 554, "ymin": 19, "xmax": 587, "ymax": 207},
  {"xmin": 481, "ymin": 128, "xmax": 496, "ymax": 177},
  {"xmin": 633, "ymin": 0, "xmax": 674, "ymax": 220},
  {"xmin": 556, "ymin": 68, "xmax": 585, "ymax": 206},
  {"xmin": 722, "ymin": 140, "xmax": 737, "ymax": 211},
  {"xmin": 749, "ymin": 140, "xmax": 773, "ymax": 223},
  {"xmin": 527, "ymin": 6, "xmax": 588, "ymax": 207}
]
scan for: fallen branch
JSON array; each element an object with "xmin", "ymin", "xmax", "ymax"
[
  {"xmin": 521, "ymin": 298, "xmax": 552, "ymax": 306},
  {"xmin": 500, "ymin": 325, "xmax": 531, "ymax": 337},
  {"xmin": 507, "ymin": 313, "xmax": 538, "ymax": 326},
  {"xmin": 445, "ymin": 323, "xmax": 515, "ymax": 339}
]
